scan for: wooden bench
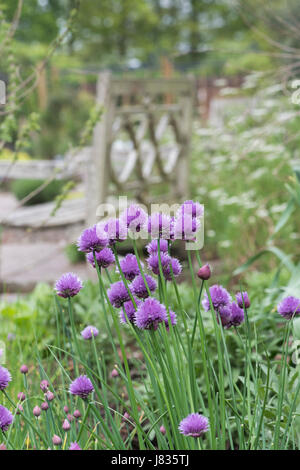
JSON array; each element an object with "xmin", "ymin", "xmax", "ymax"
[{"xmin": 1, "ymin": 73, "xmax": 195, "ymax": 230}]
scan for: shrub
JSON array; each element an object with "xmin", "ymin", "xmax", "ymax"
[
  {"xmin": 10, "ymin": 178, "xmax": 68, "ymax": 205},
  {"xmin": 64, "ymin": 243, "xmax": 86, "ymax": 264}
]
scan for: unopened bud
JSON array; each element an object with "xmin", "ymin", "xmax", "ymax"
[
  {"xmin": 73, "ymin": 409, "xmax": 81, "ymax": 419},
  {"xmin": 20, "ymin": 365, "xmax": 28, "ymax": 374},
  {"xmin": 52, "ymin": 435, "xmax": 62, "ymax": 446},
  {"xmin": 62, "ymin": 419, "xmax": 71, "ymax": 431},
  {"xmin": 40, "ymin": 380, "xmax": 49, "ymax": 392},
  {"xmin": 33, "ymin": 406, "xmax": 41, "ymax": 417},
  {"xmin": 197, "ymin": 264, "xmax": 211, "ymax": 280}
]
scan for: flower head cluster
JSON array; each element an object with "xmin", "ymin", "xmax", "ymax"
[
  {"xmin": 0, "ymin": 366, "xmax": 11, "ymax": 391},
  {"xmin": 77, "ymin": 225, "xmax": 107, "ymax": 253},
  {"xmin": 135, "ymin": 298, "xmax": 168, "ymax": 330},
  {"xmin": 202, "ymin": 284, "xmax": 246, "ymax": 329},
  {"xmin": 55, "ymin": 273, "xmax": 83, "ymax": 298},
  {"xmin": 98, "ymin": 218, "xmax": 127, "ymax": 245},
  {"xmin": 178, "ymin": 200, "xmax": 204, "ymax": 219},
  {"xmin": 107, "ymin": 281, "xmax": 132, "ymax": 308},
  {"xmin": 86, "ymin": 247, "xmax": 115, "ymax": 269},
  {"xmin": 146, "ymin": 239, "xmax": 169, "ymax": 255},
  {"xmin": 69, "ymin": 442, "xmax": 82, "ymax": 450},
  {"xmin": 120, "ymin": 298, "xmax": 142, "ymax": 324},
  {"xmin": 277, "ymin": 296, "xmax": 300, "ymax": 319},
  {"xmin": 0, "ymin": 406, "xmax": 13, "ymax": 432},
  {"xmin": 147, "ymin": 212, "xmax": 172, "ymax": 239},
  {"xmin": 147, "ymin": 252, "xmax": 182, "ymax": 281},
  {"xmin": 131, "ymin": 274, "xmax": 157, "ymax": 299},
  {"xmin": 173, "ymin": 200, "xmax": 203, "ymax": 241},
  {"xmin": 119, "ymin": 254, "xmax": 141, "ymax": 281},
  {"xmin": 179, "ymin": 413, "xmax": 209, "ymax": 438},
  {"xmin": 202, "ymin": 284, "xmax": 232, "ymax": 312},
  {"xmin": 120, "ymin": 204, "xmax": 148, "ymax": 233},
  {"xmin": 69, "ymin": 375, "xmax": 94, "ymax": 399},
  {"xmin": 81, "ymin": 325, "xmax": 99, "ymax": 340},
  {"xmin": 228, "ymin": 302, "xmax": 244, "ymax": 327},
  {"xmin": 236, "ymin": 291, "xmax": 250, "ymax": 309}
]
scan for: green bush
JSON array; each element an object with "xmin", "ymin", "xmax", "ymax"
[
  {"xmin": 64, "ymin": 243, "xmax": 86, "ymax": 264},
  {"xmin": 10, "ymin": 178, "xmax": 67, "ymax": 205}
]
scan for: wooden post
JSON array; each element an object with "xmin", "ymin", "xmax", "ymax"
[
  {"xmin": 160, "ymin": 56, "xmax": 174, "ymax": 104},
  {"xmin": 37, "ymin": 62, "xmax": 48, "ymax": 110},
  {"xmin": 175, "ymin": 78, "xmax": 195, "ymax": 199},
  {"xmin": 86, "ymin": 71, "xmax": 113, "ymax": 225}
]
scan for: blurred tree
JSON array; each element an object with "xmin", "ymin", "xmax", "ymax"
[{"xmin": 3, "ymin": 0, "xmax": 72, "ymax": 43}]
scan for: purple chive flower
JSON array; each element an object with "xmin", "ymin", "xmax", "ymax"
[
  {"xmin": 40, "ymin": 380, "xmax": 49, "ymax": 392},
  {"xmin": 7, "ymin": 333, "xmax": 15, "ymax": 342},
  {"xmin": 135, "ymin": 298, "xmax": 168, "ymax": 330},
  {"xmin": 81, "ymin": 325, "xmax": 99, "ymax": 340},
  {"xmin": 55, "ymin": 272, "xmax": 83, "ymax": 298},
  {"xmin": 120, "ymin": 204, "xmax": 148, "ymax": 233},
  {"xmin": 62, "ymin": 419, "xmax": 71, "ymax": 431},
  {"xmin": 147, "ymin": 212, "xmax": 172, "ymax": 239},
  {"xmin": 229, "ymin": 302, "xmax": 245, "ymax": 327},
  {"xmin": 73, "ymin": 410, "xmax": 81, "ymax": 419},
  {"xmin": 119, "ymin": 254, "xmax": 141, "ymax": 281},
  {"xmin": 147, "ymin": 252, "xmax": 182, "ymax": 281},
  {"xmin": 41, "ymin": 402, "xmax": 49, "ymax": 411},
  {"xmin": 162, "ymin": 257, "xmax": 182, "ymax": 281},
  {"xmin": 131, "ymin": 274, "xmax": 157, "ymax": 299},
  {"xmin": 33, "ymin": 406, "xmax": 41, "ymax": 417},
  {"xmin": 277, "ymin": 296, "xmax": 300, "ymax": 320},
  {"xmin": 0, "ymin": 443, "xmax": 7, "ymax": 450},
  {"xmin": 217, "ymin": 305, "xmax": 232, "ymax": 328},
  {"xmin": 197, "ymin": 264, "xmax": 211, "ymax": 281},
  {"xmin": 179, "ymin": 413, "xmax": 209, "ymax": 438},
  {"xmin": 120, "ymin": 298, "xmax": 142, "ymax": 324},
  {"xmin": 17, "ymin": 392, "xmax": 25, "ymax": 402},
  {"xmin": 63, "ymin": 406, "xmax": 69, "ymax": 414},
  {"xmin": 202, "ymin": 284, "xmax": 231, "ymax": 312},
  {"xmin": 77, "ymin": 225, "xmax": 107, "ymax": 253},
  {"xmin": 177, "ymin": 200, "xmax": 204, "ymax": 219},
  {"xmin": 86, "ymin": 247, "xmax": 115, "ymax": 269},
  {"xmin": 107, "ymin": 281, "xmax": 132, "ymax": 308},
  {"xmin": 69, "ymin": 375, "xmax": 94, "ymax": 399},
  {"xmin": 236, "ymin": 291, "xmax": 250, "ymax": 309},
  {"xmin": 52, "ymin": 435, "xmax": 62, "ymax": 446},
  {"xmin": 98, "ymin": 218, "xmax": 127, "ymax": 244},
  {"xmin": 20, "ymin": 364, "xmax": 28, "ymax": 374},
  {"xmin": 147, "ymin": 252, "xmax": 171, "ymax": 276},
  {"xmin": 146, "ymin": 239, "xmax": 169, "ymax": 256},
  {"xmin": 164, "ymin": 310, "xmax": 177, "ymax": 330},
  {"xmin": 0, "ymin": 405, "xmax": 13, "ymax": 432},
  {"xmin": 69, "ymin": 442, "xmax": 82, "ymax": 450},
  {"xmin": 173, "ymin": 213, "xmax": 200, "ymax": 241},
  {"xmin": 67, "ymin": 414, "xmax": 74, "ymax": 422},
  {"xmin": 0, "ymin": 366, "xmax": 11, "ymax": 391}
]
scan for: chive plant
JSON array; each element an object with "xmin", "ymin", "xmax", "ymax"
[{"xmin": 0, "ymin": 202, "xmax": 299, "ymax": 450}]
